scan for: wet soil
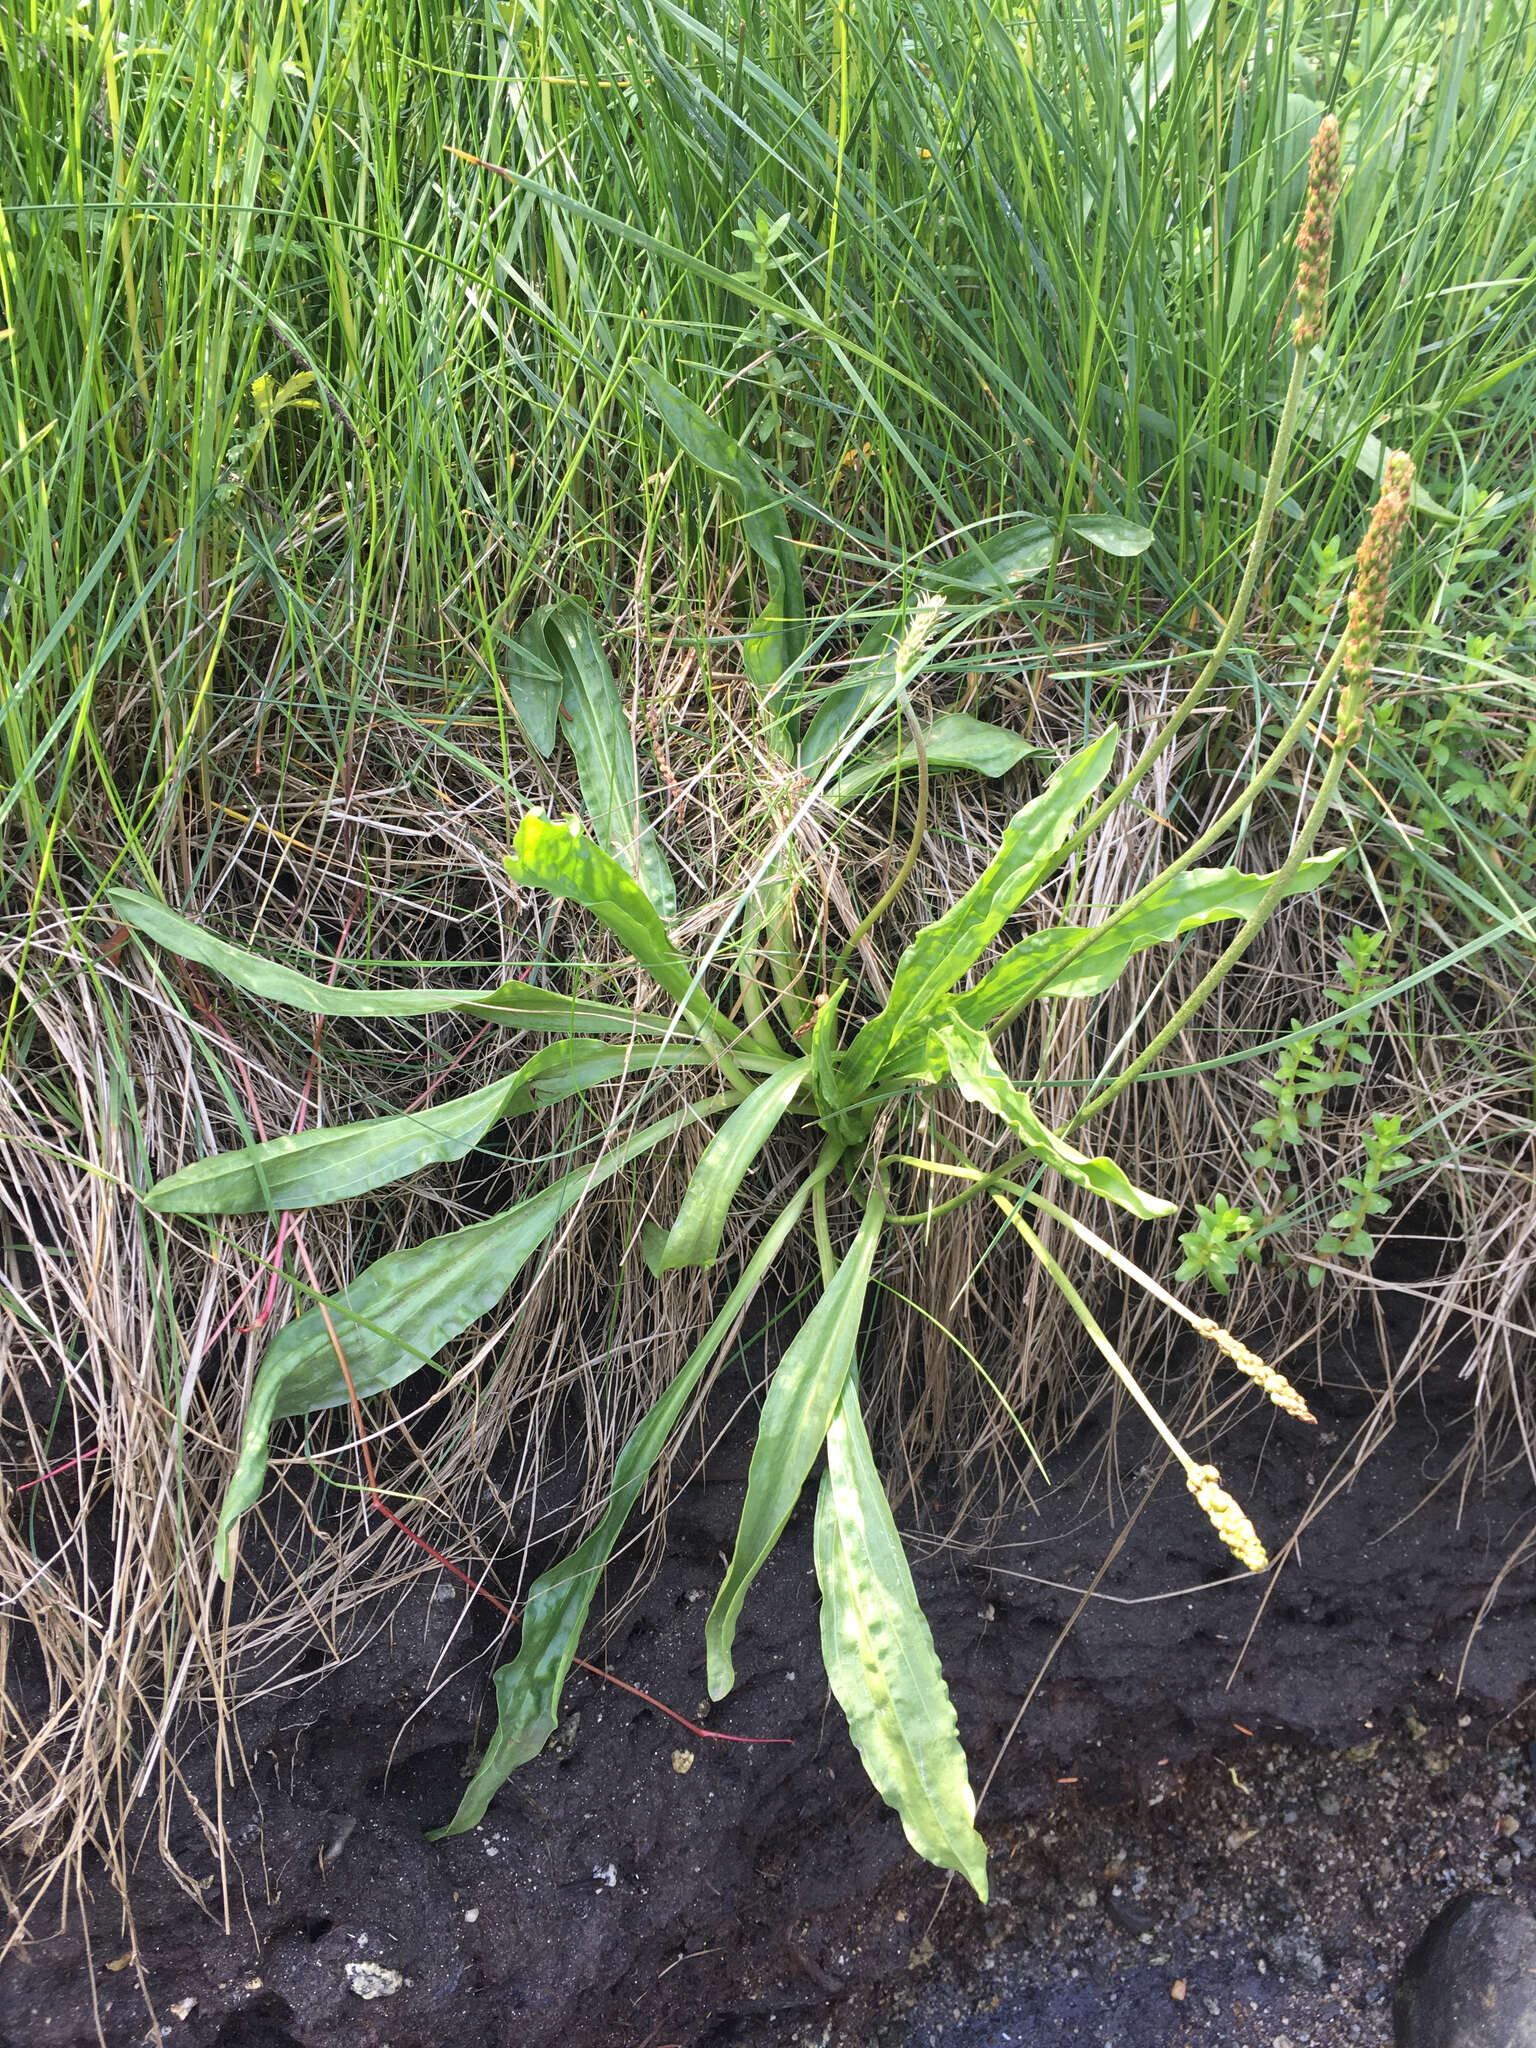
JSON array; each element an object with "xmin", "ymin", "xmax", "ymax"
[{"xmin": 3, "ymin": 1314, "xmax": 1535, "ymax": 2048}]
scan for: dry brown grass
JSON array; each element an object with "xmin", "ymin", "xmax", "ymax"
[{"xmin": 4, "ymin": 595, "xmax": 1534, "ymax": 1951}]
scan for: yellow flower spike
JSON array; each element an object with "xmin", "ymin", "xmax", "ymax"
[
  {"xmin": 1187, "ymin": 1465, "xmax": 1269, "ymax": 1573},
  {"xmin": 1192, "ymin": 1319, "xmax": 1316, "ymax": 1425}
]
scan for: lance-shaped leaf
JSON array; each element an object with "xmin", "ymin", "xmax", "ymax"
[
  {"xmin": 498, "ymin": 615, "xmax": 563, "ymax": 757},
  {"xmin": 799, "ymin": 610, "xmax": 902, "ymax": 766},
  {"xmin": 147, "ymin": 1041, "xmax": 707, "ymax": 1216},
  {"xmin": 534, "ymin": 600, "xmax": 676, "ymax": 917},
  {"xmin": 935, "ymin": 1015, "xmax": 1174, "ymax": 1220},
  {"xmin": 214, "ymin": 1104, "xmax": 707, "ymax": 1577},
  {"xmin": 839, "ymin": 730, "xmax": 1118, "ymax": 1095},
  {"xmin": 108, "ymin": 889, "xmax": 675, "ymax": 1036},
  {"xmin": 950, "ymin": 853, "xmax": 1347, "ymax": 1025},
  {"xmin": 816, "ymin": 1377, "xmax": 988, "ymax": 1899},
  {"xmin": 832, "ymin": 712, "xmax": 1034, "ymax": 807},
  {"xmin": 657, "ymin": 1059, "xmax": 809, "ymax": 1270},
  {"xmin": 929, "ymin": 521, "xmax": 1055, "ymax": 599},
  {"xmin": 504, "ymin": 813, "xmax": 726, "ymax": 1037},
  {"xmin": 636, "ymin": 366, "xmax": 806, "ymax": 726},
  {"xmin": 706, "ymin": 1183, "xmax": 886, "ymax": 1698},
  {"xmin": 431, "ymin": 1175, "xmax": 823, "ymax": 1837}
]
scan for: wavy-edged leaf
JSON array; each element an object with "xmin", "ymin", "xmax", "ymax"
[
  {"xmin": 839, "ymin": 730, "xmax": 1118, "ymax": 1094},
  {"xmin": 658, "ymin": 1059, "xmax": 809, "ymax": 1270},
  {"xmin": 431, "ymin": 1178, "xmax": 822, "ymax": 1836},
  {"xmin": 504, "ymin": 813, "xmax": 724, "ymax": 1036},
  {"xmin": 1067, "ymin": 514, "xmax": 1154, "ymax": 558},
  {"xmin": 147, "ymin": 1041, "xmax": 707, "ymax": 1216},
  {"xmin": 815, "ymin": 1378, "xmax": 987, "ymax": 1899},
  {"xmin": 832, "ymin": 712, "xmax": 1033, "ymax": 807},
  {"xmin": 214, "ymin": 1104, "xmax": 706, "ymax": 1577},
  {"xmin": 706, "ymin": 1182, "xmax": 886, "ymax": 1698},
  {"xmin": 535, "ymin": 600, "xmax": 676, "ymax": 917},
  {"xmin": 929, "ymin": 521, "xmax": 1054, "ymax": 599},
  {"xmin": 636, "ymin": 367, "xmax": 806, "ymax": 723},
  {"xmin": 935, "ymin": 1015, "xmax": 1174, "ymax": 1220},
  {"xmin": 109, "ymin": 888, "xmax": 674, "ymax": 1036},
  {"xmin": 950, "ymin": 853, "xmax": 1347, "ymax": 1025}
]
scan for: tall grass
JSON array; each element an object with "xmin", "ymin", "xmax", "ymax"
[{"xmin": 3, "ymin": 0, "xmax": 1536, "ymax": 1941}]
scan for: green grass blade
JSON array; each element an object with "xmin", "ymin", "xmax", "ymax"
[
  {"xmin": 110, "ymin": 890, "xmax": 674, "ymax": 1035},
  {"xmin": 705, "ymin": 1180, "xmax": 886, "ymax": 1698},
  {"xmin": 215, "ymin": 1104, "xmax": 709, "ymax": 1577},
  {"xmin": 935, "ymin": 1015, "xmax": 1175, "ymax": 1221},
  {"xmin": 634, "ymin": 365, "xmax": 806, "ymax": 729},
  {"xmin": 815, "ymin": 1376, "xmax": 988, "ymax": 1900},
  {"xmin": 658, "ymin": 1058, "xmax": 810, "ymax": 1270}
]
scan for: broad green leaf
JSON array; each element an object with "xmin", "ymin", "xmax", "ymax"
[
  {"xmin": 1067, "ymin": 514, "xmax": 1154, "ymax": 558},
  {"xmin": 815, "ymin": 1378, "xmax": 988, "ymax": 1899},
  {"xmin": 935, "ymin": 1015, "xmax": 1174, "ymax": 1220},
  {"xmin": 109, "ymin": 888, "xmax": 675, "ymax": 1036},
  {"xmin": 832, "ymin": 713, "xmax": 1033, "ymax": 807},
  {"xmin": 951, "ymin": 853, "xmax": 1348, "ymax": 1024},
  {"xmin": 431, "ymin": 1177, "xmax": 822, "ymax": 1837},
  {"xmin": 839, "ymin": 730, "xmax": 1118, "ymax": 1094},
  {"xmin": 504, "ymin": 813, "xmax": 724, "ymax": 1036},
  {"xmin": 535, "ymin": 600, "xmax": 676, "ymax": 917},
  {"xmin": 658, "ymin": 1059, "xmax": 809, "ymax": 1270},
  {"xmin": 636, "ymin": 367, "xmax": 806, "ymax": 724},
  {"xmin": 214, "ymin": 1105, "xmax": 705, "ymax": 1578},
  {"xmin": 498, "ymin": 616, "xmax": 562, "ymax": 757},
  {"xmin": 706, "ymin": 1182, "xmax": 886, "ymax": 1698},
  {"xmin": 928, "ymin": 521, "xmax": 1054, "ymax": 600},
  {"xmin": 147, "ymin": 1041, "xmax": 707, "ymax": 1216}
]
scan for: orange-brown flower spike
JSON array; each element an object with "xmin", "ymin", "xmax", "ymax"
[
  {"xmin": 1342, "ymin": 450, "xmax": 1415, "ymax": 694},
  {"xmin": 1293, "ymin": 115, "xmax": 1342, "ymax": 351}
]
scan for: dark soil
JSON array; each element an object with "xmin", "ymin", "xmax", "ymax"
[{"xmin": 3, "ymin": 1310, "xmax": 1535, "ymax": 2048}]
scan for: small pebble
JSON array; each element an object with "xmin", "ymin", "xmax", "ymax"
[
  {"xmin": 1169, "ymin": 1978, "xmax": 1187, "ymax": 2002},
  {"xmin": 343, "ymin": 1962, "xmax": 402, "ymax": 2000},
  {"xmin": 1317, "ymin": 1791, "xmax": 1341, "ymax": 1817},
  {"xmin": 463, "ymin": 1907, "xmax": 479, "ymax": 1923}
]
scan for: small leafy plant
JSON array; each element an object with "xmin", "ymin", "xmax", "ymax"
[{"xmin": 113, "ymin": 125, "xmax": 1418, "ymax": 1899}]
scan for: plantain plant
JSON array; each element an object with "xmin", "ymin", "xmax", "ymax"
[{"xmin": 113, "ymin": 124, "xmax": 1419, "ymax": 1899}]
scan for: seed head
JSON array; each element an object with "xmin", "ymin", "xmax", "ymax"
[
  {"xmin": 1342, "ymin": 451, "xmax": 1415, "ymax": 690},
  {"xmin": 1293, "ymin": 115, "xmax": 1342, "ymax": 350},
  {"xmin": 1193, "ymin": 1318, "xmax": 1316, "ymax": 1424},
  {"xmin": 1187, "ymin": 1463, "xmax": 1268, "ymax": 1573}
]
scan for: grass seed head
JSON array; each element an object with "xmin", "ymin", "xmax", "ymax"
[
  {"xmin": 1193, "ymin": 1318, "xmax": 1316, "ymax": 1424},
  {"xmin": 1342, "ymin": 450, "xmax": 1415, "ymax": 690},
  {"xmin": 1186, "ymin": 1463, "xmax": 1269, "ymax": 1572},
  {"xmin": 1293, "ymin": 114, "xmax": 1342, "ymax": 349}
]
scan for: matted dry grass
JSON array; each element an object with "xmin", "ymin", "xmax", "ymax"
[{"xmin": 4, "ymin": 601, "xmax": 1534, "ymax": 1949}]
